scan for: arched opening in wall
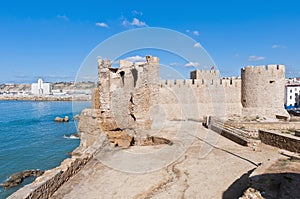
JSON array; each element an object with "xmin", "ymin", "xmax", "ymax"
[
  {"xmin": 211, "ymin": 80, "xmax": 213, "ymax": 85},
  {"xmin": 120, "ymin": 71, "xmax": 125, "ymax": 86},
  {"xmin": 269, "ymin": 80, "xmax": 275, "ymax": 84}
]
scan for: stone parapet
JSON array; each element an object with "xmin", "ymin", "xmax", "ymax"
[
  {"xmin": 8, "ymin": 154, "xmax": 92, "ymax": 199},
  {"xmin": 259, "ymin": 130, "xmax": 300, "ymax": 153}
]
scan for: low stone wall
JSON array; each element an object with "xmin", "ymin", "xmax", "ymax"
[
  {"xmin": 210, "ymin": 124, "xmax": 249, "ymax": 146},
  {"xmin": 227, "ymin": 122, "xmax": 300, "ymax": 130},
  {"xmin": 259, "ymin": 130, "xmax": 300, "ymax": 153},
  {"xmin": 8, "ymin": 154, "xmax": 91, "ymax": 199}
]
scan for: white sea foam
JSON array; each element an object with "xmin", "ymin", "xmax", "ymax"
[{"xmin": 64, "ymin": 135, "xmax": 79, "ymax": 139}]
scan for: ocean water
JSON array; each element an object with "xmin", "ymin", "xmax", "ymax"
[{"xmin": 0, "ymin": 101, "xmax": 90, "ymax": 198}]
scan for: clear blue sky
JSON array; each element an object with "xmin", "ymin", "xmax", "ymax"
[{"xmin": 0, "ymin": 0, "xmax": 299, "ymax": 83}]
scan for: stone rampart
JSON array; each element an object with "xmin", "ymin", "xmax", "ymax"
[
  {"xmin": 158, "ymin": 78, "xmax": 242, "ymax": 120},
  {"xmin": 227, "ymin": 122, "xmax": 300, "ymax": 130}
]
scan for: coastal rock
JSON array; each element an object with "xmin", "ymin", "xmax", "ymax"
[
  {"xmin": 54, "ymin": 116, "xmax": 69, "ymax": 122},
  {"xmin": 0, "ymin": 169, "xmax": 44, "ymax": 189},
  {"xmin": 64, "ymin": 116, "xmax": 69, "ymax": 122},
  {"xmin": 73, "ymin": 114, "xmax": 80, "ymax": 121},
  {"xmin": 54, "ymin": 117, "xmax": 64, "ymax": 122}
]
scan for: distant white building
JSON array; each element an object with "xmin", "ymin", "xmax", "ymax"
[
  {"xmin": 285, "ymin": 84, "xmax": 300, "ymax": 108},
  {"xmin": 31, "ymin": 79, "xmax": 51, "ymax": 95}
]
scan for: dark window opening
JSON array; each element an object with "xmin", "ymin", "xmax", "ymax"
[{"xmin": 120, "ymin": 71, "xmax": 125, "ymax": 86}]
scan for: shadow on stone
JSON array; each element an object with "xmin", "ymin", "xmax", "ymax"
[
  {"xmin": 223, "ymin": 171, "xmax": 300, "ymax": 199},
  {"xmin": 222, "ymin": 168, "xmax": 255, "ymax": 199}
]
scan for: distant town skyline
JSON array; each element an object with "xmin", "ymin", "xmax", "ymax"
[{"xmin": 0, "ymin": 0, "xmax": 299, "ymax": 83}]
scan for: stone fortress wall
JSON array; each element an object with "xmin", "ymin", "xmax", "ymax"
[
  {"xmin": 79, "ymin": 55, "xmax": 291, "ymax": 152},
  {"xmin": 92, "ymin": 55, "xmax": 289, "ymax": 130},
  {"xmin": 158, "ymin": 70, "xmax": 242, "ymax": 120}
]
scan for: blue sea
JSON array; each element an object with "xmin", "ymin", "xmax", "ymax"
[{"xmin": 0, "ymin": 101, "xmax": 90, "ymax": 198}]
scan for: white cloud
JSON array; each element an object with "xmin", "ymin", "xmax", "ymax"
[
  {"xmin": 194, "ymin": 42, "xmax": 202, "ymax": 48},
  {"xmin": 124, "ymin": 55, "xmax": 146, "ymax": 62},
  {"xmin": 132, "ymin": 10, "xmax": 143, "ymax": 16},
  {"xmin": 186, "ymin": 30, "xmax": 200, "ymax": 36},
  {"xmin": 57, "ymin": 15, "xmax": 69, "ymax": 21},
  {"xmin": 193, "ymin": 31, "xmax": 199, "ymax": 36},
  {"xmin": 248, "ymin": 55, "xmax": 265, "ymax": 61},
  {"xmin": 131, "ymin": 18, "xmax": 147, "ymax": 26},
  {"xmin": 96, "ymin": 22, "xmax": 108, "ymax": 28},
  {"xmin": 185, "ymin": 62, "xmax": 200, "ymax": 67},
  {"xmin": 272, "ymin": 44, "xmax": 286, "ymax": 49},
  {"xmin": 169, "ymin": 62, "xmax": 180, "ymax": 67},
  {"xmin": 122, "ymin": 18, "xmax": 147, "ymax": 27}
]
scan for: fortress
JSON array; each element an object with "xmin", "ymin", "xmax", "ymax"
[
  {"xmin": 9, "ymin": 56, "xmax": 297, "ymax": 199},
  {"xmin": 86, "ymin": 56, "xmax": 289, "ymax": 134},
  {"xmin": 75, "ymin": 55, "xmax": 290, "ymax": 149}
]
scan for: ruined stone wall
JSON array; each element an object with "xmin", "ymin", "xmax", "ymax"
[
  {"xmin": 92, "ymin": 56, "xmax": 160, "ymax": 132},
  {"xmin": 241, "ymin": 65, "xmax": 289, "ymax": 118}
]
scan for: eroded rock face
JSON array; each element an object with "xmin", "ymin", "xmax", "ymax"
[
  {"xmin": 0, "ymin": 169, "xmax": 44, "ymax": 189},
  {"xmin": 106, "ymin": 130, "xmax": 135, "ymax": 148}
]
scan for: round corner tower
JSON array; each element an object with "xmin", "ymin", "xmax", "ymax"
[{"xmin": 241, "ymin": 64, "xmax": 289, "ymax": 119}]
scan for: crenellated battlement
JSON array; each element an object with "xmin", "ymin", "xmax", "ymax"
[
  {"xmin": 159, "ymin": 78, "xmax": 241, "ymax": 88},
  {"xmin": 190, "ymin": 69, "xmax": 220, "ymax": 80},
  {"xmin": 241, "ymin": 64, "xmax": 285, "ymax": 74}
]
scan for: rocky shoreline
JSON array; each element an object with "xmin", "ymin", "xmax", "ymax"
[{"xmin": 0, "ymin": 170, "xmax": 44, "ymax": 189}]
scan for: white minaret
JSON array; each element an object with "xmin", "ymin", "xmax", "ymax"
[{"xmin": 38, "ymin": 79, "xmax": 43, "ymax": 94}]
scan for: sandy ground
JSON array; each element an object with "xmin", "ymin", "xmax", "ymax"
[{"xmin": 51, "ymin": 121, "xmax": 284, "ymax": 199}]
